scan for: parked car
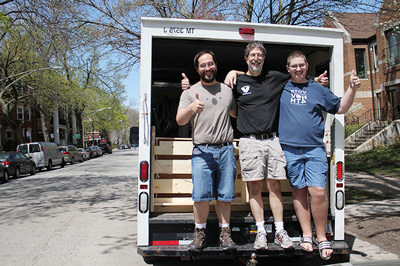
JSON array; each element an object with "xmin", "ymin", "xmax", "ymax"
[
  {"xmin": 118, "ymin": 144, "xmax": 130, "ymax": 150},
  {"xmin": 16, "ymin": 142, "xmax": 65, "ymax": 171},
  {"xmin": 86, "ymin": 146, "xmax": 101, "ymax": 158},
  {"xmin": 99, "ymin": 143, "xmax": 112, "ymax": 154},
  {"xmin": 59, "ymin": 145, "xmax": 84, "ymax": 164},
  {"xmin": 0, "ymin": 152, "xmax": 36, "ymax": 178},
  {"xmin": 1, "ymin": 164, "xmax": 9, "ymax": 183},
  {"xmin": 78, "ymin": 148, "xmax": 90, "ymax": 161},
  {"xmin": 93, "ymin": 146, "xmax": 103, "ymax": 156}
]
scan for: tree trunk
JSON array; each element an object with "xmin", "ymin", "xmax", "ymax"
[{"xmin": 39, "ymin": 107, "xmax": 51, "ymax": 142}]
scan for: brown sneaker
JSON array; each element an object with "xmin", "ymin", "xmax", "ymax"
[
  {"xmin": 189, "ymin": 228, "xmax": 206, "ymax": 252},
  {"xmin": 219, "ymin": 227, "xmax": 236, "ymax": 251}
]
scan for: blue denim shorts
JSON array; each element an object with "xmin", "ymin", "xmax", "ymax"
[
  {"xmin": 191, "ymin": 144, "xmax": 236, "ymax": 202},
  {"xmin": 281, "ymin": 145, "xmax": 328, "ymax": 189}
]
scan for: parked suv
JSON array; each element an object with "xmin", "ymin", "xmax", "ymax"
[
  {"xmin": 17, "ymin": 142, "xmax": 65, "ymax": 171},
  {"xmin": 99, "ymin": 143, "xmax": 112, "ymax": 154},
  {"xmin": 59, "ymin": 145, "xmax": 84, "ymax": 164}
]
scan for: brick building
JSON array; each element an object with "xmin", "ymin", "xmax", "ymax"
[{"xmin": 323, "ymin": 0, "xmax": 400, "ymax": 125}]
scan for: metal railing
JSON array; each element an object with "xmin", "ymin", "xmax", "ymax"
[{"xmin": 345, "ymin": 107, "xmax": 389, "ymax": 126}]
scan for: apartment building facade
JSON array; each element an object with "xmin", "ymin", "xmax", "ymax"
[{"xmin": 324, "ymin": 0, "xmax": 400, "ymax": 125}]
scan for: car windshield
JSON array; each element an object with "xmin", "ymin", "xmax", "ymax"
[
  {"xmin": 0, "ymin": 153, "xmax": 11, "ymax": 159},
  {"xmin": 59, "ymin": 147, "xmax": 67, "ymax": 152},
  {"xmin": 17, "ymin": 145, "xmax": 28, "ymax": 153}
]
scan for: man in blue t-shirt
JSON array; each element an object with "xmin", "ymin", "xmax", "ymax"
[{"xmin": 279, "ymin": 50, "xmax": 360, "ymax": 260}]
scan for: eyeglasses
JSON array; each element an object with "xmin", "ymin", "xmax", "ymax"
[
  {"xmin": 248, "ymin": 53, "xmax": 264, "ymax": 58},
  {"xmin": 289, "ymin": 63, "xmax": 306, "ymax": 69},
  {"xmin": 199, "ymin": 62, "xmax": 215, "ymax": 68}
]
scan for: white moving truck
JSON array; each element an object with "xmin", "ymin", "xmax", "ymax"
[{"xmin": 137, "ymin": 17, "xmax": 348, "ymax": 265}]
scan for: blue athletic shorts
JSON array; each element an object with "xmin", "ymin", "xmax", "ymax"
[
  {"xmin": 281, "ymin": 145, "xmax": 328, "ymax": 189},
  {"xmin": 191, "ymin": 144, "xmax": 236, "ymax": 202}
]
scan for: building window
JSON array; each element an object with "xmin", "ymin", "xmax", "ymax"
[
  {"xmin": 371, "ymin": 42, "xmax": 378, "ymax": 70},
  {"xmin": 6, "ymin": 130, "xmax": 13, "ymax": 140},
  {"xmin": 27, "ymin": 108, "xmax": 31, "ymax": 120},
  {"xmin": 385, "ymin": 29, "xmax": 400, "ymax": 66},
  {"xmin": 17, "ymin": 105, "xmax": 24, "ymax": 120},
  {"xmin": 355, "ymin": 49, "xmax": 367, "ymax": 79}
]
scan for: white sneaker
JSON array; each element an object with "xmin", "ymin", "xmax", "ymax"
[
  {"xmin": 274, "ymin": 229, "xmax": 294, "ymax": 249},
  {"xmin": 254, "ymin": 231, "xmax": 268, "ymax": 250}
]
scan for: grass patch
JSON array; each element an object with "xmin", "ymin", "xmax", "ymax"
[
  {"xmin": 346, "ymin": 142, "xmax": 400, "ymax": 177},
  {"xmin": 345, "ymin": 187, "xmax": 390, "ymax": 204}
]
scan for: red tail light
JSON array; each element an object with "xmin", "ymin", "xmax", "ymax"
[
  {"xmin": 139, "ymin": 161, "xmax": 149, "ymax": 182},
  {"xmin": 41, "ymin": 146, "xmax": 44, "ymax": 151},
  {"xmin": 239, "ymin": 28, "xmax": 255, "ymax": 35},
  {"xmin": 336, "ymin": 161, "xmax": 343, "ymax": 181},
  {"xmin": 63, "ymin": 151, "xmax": 69, "ymax": 155},
  {"xmin": 2, "ymin": 161, "xmax": 11, "ymax": 166}
]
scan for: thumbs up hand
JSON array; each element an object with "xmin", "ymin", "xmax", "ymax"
[
  {"xmin": 350, "ymin": 70, "xmax": 360, "ymax": 89},
  {"xmin": 316, "ymin": 70, "xmax": 329, "ymax": 86},
  {"xmin": 190, "ymin": 93, "xmax": 205, "ymax": 114},
  {"xmin": 181, "ymin": 73, "xmax": 191, "ymax": 90}
]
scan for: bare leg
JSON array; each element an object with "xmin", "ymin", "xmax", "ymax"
[
  {"xmin": 215, "ymin": 201, "xmax": 231, "ymax": 224},
  {"xmin": 248, "ymin": 180, "xmax": 264, "ymax": 222},
  {"xmin": 193, "ymin": 201, "xmax": 209, "ymax": 224},
  {"xmin": 293, "ymin": 187, "xmax": 313, "ymax": 251},
  {"xmin": 309, "ymin": 187, "xmax": 333, "ymax": 258},
  {"xmin": 266, "ymin": 179, "xmax": 284, "ymax": 222}
]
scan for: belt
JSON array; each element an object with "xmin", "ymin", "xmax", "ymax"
[
  {"xmin": 241, "ymin": 132, "xmax": 277, "ymax": 140},
  {"xmin": 195, "ymin": 142, "xmax": 232, "ymax": 148}
]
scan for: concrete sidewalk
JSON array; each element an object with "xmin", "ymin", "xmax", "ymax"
[{"xmin": 345, "ymin": 171, "xmax": 400, "ymax": 263}]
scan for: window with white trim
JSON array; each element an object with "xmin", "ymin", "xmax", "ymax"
[
  {"xmin": 355, "ymin": 48, "xmax": 367, "ymax": 79},
  {"xmin": 17, "ymin": 105, "xmax": 24, "ymax": 120}
]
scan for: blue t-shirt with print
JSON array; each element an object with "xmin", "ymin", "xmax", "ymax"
[{"xmin": 278, "ymin": 80, "xmax": 341, "ymax": 147}]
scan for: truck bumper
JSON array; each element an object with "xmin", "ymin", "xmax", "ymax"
[{"xmin": 138, "ymin": 240, "xmax": 349, "ymax": 261}]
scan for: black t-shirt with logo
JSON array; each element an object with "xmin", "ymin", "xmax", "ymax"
[{"xmin": 234, "ymin": 70, "xmax": 290, "ymax": 135}]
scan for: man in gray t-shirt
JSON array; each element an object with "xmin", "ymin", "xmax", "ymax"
[{"xmin": 176, "ymin": 50, "xmax": 236, "ymax": 252}]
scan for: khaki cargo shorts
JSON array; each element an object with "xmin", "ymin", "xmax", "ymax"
[{"xmin": 238, "ymin": 136, "xmax": 287, "ymax": 182}]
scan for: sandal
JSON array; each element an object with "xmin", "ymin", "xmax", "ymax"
[
  {"xmin": 313, "ymin": 238, "xmax": 333, "ymax": 260},
  {"xmin": 299, "ymin": 237, "xmax": 313, "ymax": 252}
]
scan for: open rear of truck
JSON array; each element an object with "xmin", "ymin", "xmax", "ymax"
[{"xmin": 137, "ymin": 17, "xmax": 349, "ymax": 264}]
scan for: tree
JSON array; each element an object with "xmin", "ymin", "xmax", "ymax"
[{"xmin": 238, "ymin": 0, "xmax": 381, "ymax": 26}]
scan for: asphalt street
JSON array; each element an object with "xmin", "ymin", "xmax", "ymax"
[{"xmin": 0, "ymin": 149, "xmax": 398, "ymax": 266}]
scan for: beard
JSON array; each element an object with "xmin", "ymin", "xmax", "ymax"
[
  {"xmin": 248, "ymin": 60, "xmax": 264, "ymax": 74},
  {"xmin": 200, "ymin": 69, "xmax": 217, "ymax": 83}
]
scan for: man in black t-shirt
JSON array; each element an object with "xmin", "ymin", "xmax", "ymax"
[{"xmin": 224, "ymin": 42, "xmax": 294, "ymax": 250}]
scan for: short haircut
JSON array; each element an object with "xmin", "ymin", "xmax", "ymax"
[
  {"xmin": 244, "ymin": 42, "xmax": 266, "ymax": 58},
  {"xmin": 287, "ymin": 50, "xmax": 308, "ymax": 65},
  {"xmin": 194, "ymin": 50, "xmax": 216, "ymax": 69}
]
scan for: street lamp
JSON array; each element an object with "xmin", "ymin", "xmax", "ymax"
[{"xmin": 82, "ymin": 107, "xmax": 112, "ymax": 147}]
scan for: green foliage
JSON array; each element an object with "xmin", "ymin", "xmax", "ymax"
[
  {"xmin": 345, "ymin": 123, "xmax": 363, "ymax": 138},
  {"xmin": 346, "ymin": 142, "xmax": 400, "ymax": 177}
]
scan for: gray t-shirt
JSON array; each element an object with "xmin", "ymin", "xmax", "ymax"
[{"xmin": 178, "ymin": 81, "xmax": 235, "ymax": 145}]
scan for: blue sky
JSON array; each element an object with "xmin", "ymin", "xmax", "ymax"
[{"xmin": 122, "ymin": 67, "xmax": 140, "ymax": 110}]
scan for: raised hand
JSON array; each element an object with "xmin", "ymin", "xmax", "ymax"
[
  {"xmin": 316, "ymin": 70, "xmax": 329, "ymax": 86},
  {"xmin": 181, "ymin": 73, "xmax": 190, "ymax": 90},
  {"xmin": 350, "ymin": 69, "xmax": 360, "ymax": 89}
]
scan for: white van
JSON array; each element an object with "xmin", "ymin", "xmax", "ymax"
[{"xmin": 17, "ymin": 142, "xmax": 65, "ymax": 171}]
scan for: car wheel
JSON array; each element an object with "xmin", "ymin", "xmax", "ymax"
[
  {"xmin": 71, "ymin": 157, "xmax": 74, "ymax": 164},
  {"xmin": 80, "ymin": 156, "xmax": 84, "ymax": 162},
  {"xmin": 30, "ymin": 165, "xmax": 36, "ymax": 175},
  {"xmin": 15, "ymin": 167, "xmax": 21, "ymax": 178},
  {"xmin": 47, "ymin": 161, "xmax": 53, "ymax": 171},
  {"xmin": 61, "ymin": 159, "xmax": 65, "ymax": 168},
  {"xmin": 1, "ymin": 170, "xmax": 9, "ymax": 183}
]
